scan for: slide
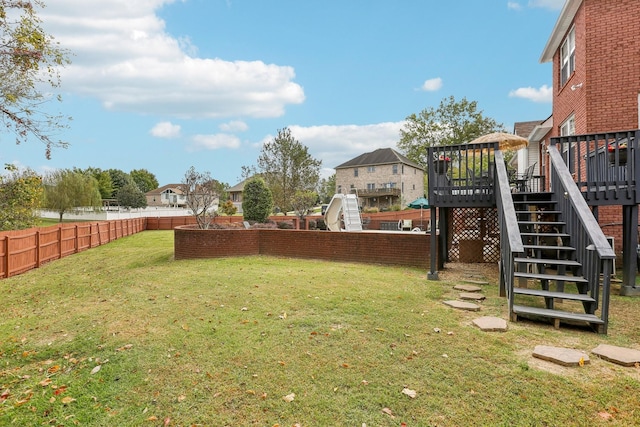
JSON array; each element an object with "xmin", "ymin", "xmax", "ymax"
[{"xmin": 324, "ymin": 194, "xmax": 362, "ymax": 232}]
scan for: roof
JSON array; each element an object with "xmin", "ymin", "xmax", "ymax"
[
  {"xmin": 540, "ymin": 0, "xmax": 582, "ymax": 63},
  {"xmin": 145, "ymin": 184, "xmax": 183, "ymax": 196},
  {"xmin": 335, "ymin": 148, "xmax": 423, "ymax": 170},
  {"xmin": 513, "ymin": 120, "xmax": 544, "ymax": 139}
]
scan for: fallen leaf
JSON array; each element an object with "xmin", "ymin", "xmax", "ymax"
[
  {"xmin": 116, "ymin": 344, "xmax": 133, "ymax": 352},
  {"xmin": 382, "ymin": 407, "xmax": 395, "ymax": 418},
  {"xmin": 47, "ymin": 365, "xmax": 60, "ymax": 374},
  {"xmin": 39, "ymin": 378, "xmax": 52, "ymax": 387},
  {"xmin": 598, "ymin": 411, "xmax": 613, "ymax": 420},
  {"xmin": 282, "ymin": 393, "xmax": 295, "ymax": 402},
  {"xmin": 54, "ymin": 385, "xmax": 67, "ymax": 395},
  {"xmin": 361, "ymin": 380, "xmax": 369, "ymax": 386},
  {"xmin": 433, "ymin": 328, "xmax": 441, "ymax": 333},
  {"xmin": 164, "ymin": 417, "xmax": 171, "ymax": 426},
  {"xmin": 0, "ymin": 390, "xmax": 10, "ymax": 400},
  {"xmin": 177, "ymin": 395, "xmax": 186, "ymax": 402},
  {"xmin": 402, "ymin": 388, "xmax": 417, "ymax": 399},
  {"xmin": 90, "ymin": 365, "xmax": 101, "ymax": 375},
  {"xmin": 146, "ymin": 416, "xmax": 158, "ymax": 421},
  {"xmin": 61, "ymin": 396, "xmax": 76, "ymax": 404}
]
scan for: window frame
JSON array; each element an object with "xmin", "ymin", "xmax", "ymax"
[{"xmin": 560, "ymin": 27, "xmax": 575, "ymax": 87}]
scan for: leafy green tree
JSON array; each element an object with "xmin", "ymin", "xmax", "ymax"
[
  {"xmin": 291, "ymin": 190, "xmax": 318, "ymax": 223},
  {"xmin": 130, "ymin": 169, "xmax": 159, "ymax": 193},
  {"xmin": 397, "ymin": 96, "xmax": 504, "ymax": 167},
  {"xmin": 106, "ymin": 169, "xmax": 132, "ymax": 198},
  {"xmin": 43, "ymin": 169, "xmax": 102, "ymax": 222},
  {"xmin": 1, "ymin": 0, "xmax": 70, "ymax": 158},
  {"xmin": 318, "ymin": 173, "xmax": 336, "ymax": 203},
  {"xmin": 181, "ymin": 166, "xmax": 223, "ymax": 229},
  {"xmin": 0, "ymin": 164, "xmax": 42, "ymax": 230},
  {"xmin": 242, "ymin": 177, "xmax": 273, "ymax": 223},
  {"xmin": 75, "ymin": 167, "xmax": 113, "ymax": 200},
  {"xmin": 253, "ymin": 127, "xmax": 321, "ymax": 214},
  {"xmin": 116, "ymin": 182, "xmax": 147, "ymax": 209}
]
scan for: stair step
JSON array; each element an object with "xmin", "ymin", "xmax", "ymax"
[
  {"xmin": 522, "ymin": 244, "xmax": 575, "ymax": 251},
  {"xmin": 518, "ymin": 221, "xmax": 565, "ymax": 226},
  {"xmin": 514, "ymin": 271, "xmax": 588, "ymax": 283},
  {"xmin": 515, "ymin": 210, "xmax": 561, "ymax": 215},
  {"xmin": 512, "ymin": 305, "xmax": 604, "ymax": 324},
  {"xmin": 520, "ymin": 232, "xmax": 570, "ymax": 238},
  {"xmin": 513, "ymin": 288, "xmax": 595, "ymax": 302},
  {"xmin": 514, "ymin": 257, "xmax": 581, "ymax": 267}
]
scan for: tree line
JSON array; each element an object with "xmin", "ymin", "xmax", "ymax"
[{"xmin": 0, "ymin": 166, "xmax": 158, "ymax": 229}]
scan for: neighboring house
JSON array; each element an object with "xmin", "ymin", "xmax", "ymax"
[
  {"xmin": 145, "ymin": 184, "xmax": 187, "ymax": 207},
  {"xmin": 227, "ymin": 179, "xmax": 246, "ymax": 214},
  {"xmin": 536, "ymin": 0, "xmax": 640, "ymax": 254},
  {"xmin": 334, "ymin": 148, "xmax": 424, "ymax": 210}
]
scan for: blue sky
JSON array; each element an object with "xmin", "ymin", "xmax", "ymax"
[{"xmin": 2, "ymin": 0, "xmax": 565, "ymax": 187}]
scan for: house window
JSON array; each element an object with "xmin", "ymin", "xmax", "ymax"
[
  {"xmin": 560, "ymin": 115, "xmax": 575, "ymax": 136},
  {"xmin": 337, "ymin": 185, "xmax": 342, "ymax": 194},
  {"xmin": 392, "ymin": 165, "xmax": 398, "ymax": 175},
  {"xmin": 354, "ymin": 168, "xmax": 358, "ymax": 177},
  {"xmin": 367, "ymin": 166, "xmax": 375, "ymax": 173},
  {"xmin": 560, "ymin": 27, "xmax": 575, "ymax": 87},
  {"xmin": 367, "ymin": 183, "xmax": 375, "ymax": 190}
]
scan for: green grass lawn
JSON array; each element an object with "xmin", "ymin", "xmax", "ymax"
[{"xmin": 1, "ymin": 231, "xmax": 639, "ymax": 426}]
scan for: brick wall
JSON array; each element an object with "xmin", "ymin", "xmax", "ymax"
[{"xmin": 174, "ymin": 226, "xmax": 435, "ymax": 268}]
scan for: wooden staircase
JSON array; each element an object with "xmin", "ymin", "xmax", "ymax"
[{"xmin": 509, "ymin": 192, "xmax": 605, "ymax": 332}]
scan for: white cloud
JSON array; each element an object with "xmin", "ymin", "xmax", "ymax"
[
  {"xmin": 421, "ymin": 77, "xmax": 443, "ymax": 92},
  {"xmin": 284, "ymin": 122, "xmax": 405, "ymax": 173},
  {"xmin": 508, "ymin": 84, "xmax": 553, "ymax": 103},
  {"xmin": 190, "ymin": 134, "xmax": 241, "ymax": 151},
  {"xmin": 507, "ymin": 2, "xmax": 522, "ymax": 10},
  {"xmin": 150, "ymin": 121, "xmax": 181, "ymax": 138},
  {"xmin": 219, "ymin": 120, "xmax": 249, "ymax": 132},
  {"xmin": 528, "ymin": 0, "xmax": 564, "ymax": 10},
  {"xmin": 40, "ymin": 0, "xmax": 305, "ymax": 119}
]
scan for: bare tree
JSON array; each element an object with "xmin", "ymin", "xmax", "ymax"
[{"xmin": 181, "ymin": 167, "xmax": 224, "ymax": 229}]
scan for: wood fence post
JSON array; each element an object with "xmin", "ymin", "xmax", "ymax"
[
  {"xmin": 58, "ymin": 227, "xmax": 62, "ymax": 259},
  {"xmin": 36, "ymin": 231, "xmax": 41, "ymax": 268},
  {"xmin": 75, "ymin": 225, "xmax": 79, "ymax": 253},
  {"xmin": 3, "ymin": 236, "xmax": 8, "ymax": 278}
]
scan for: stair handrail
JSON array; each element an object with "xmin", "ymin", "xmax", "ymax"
[
  {"xmin": 494, "ymin": 151, "xmax": 524, "ymax": 309},
  {"xmin": 548, "ymin": 145, "xmax": 615, "ymax": 332}
]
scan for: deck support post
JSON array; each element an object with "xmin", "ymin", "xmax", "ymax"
[
  {"xmin": 620, "ymin": 204, "xmax": 640, "ymax": 296},
  {"xmin": 427, "ymin": 206, "xmax": 439, "ymax": 280}
]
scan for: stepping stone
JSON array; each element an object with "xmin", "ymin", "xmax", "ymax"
[
  {"xmin": 462, "ymin": 279, "xmax": 489, "ymax": 286},
  {"xmin": 442, "ymin": 300, "xmax": 480, "ymax": 312},
  {"xmin": 459, "ymin": 292, "xmax": 486, "ymax": 301},
  {"xmin": 454, "ymin": 284, "xmax": 482, "ymax": 292},
  {"xmin": 532, "ymin": 345, "xmax": 590, "ymax": 367},
  {"xmin": 472, "ymin": 316, "xmax": 507, "ymax": 332},
  {"xmin": 592, "ymin": 344, "xmax": 640, "ymax": 367}
]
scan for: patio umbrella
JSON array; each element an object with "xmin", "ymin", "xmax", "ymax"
[
  {"xmin": 407, "ymin": 197, "xmax": 430, "ymax": 228},
  {"xmin": 469, "ymin": 131, "xmax": 529, "ymax": 151}
]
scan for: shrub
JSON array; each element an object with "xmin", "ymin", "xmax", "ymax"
[
  {"xmin": 363, "ymin": 207, "xmax": 379, "ymax": 214},
  {"xmin": 242, "ymin": 177, "xmax": 273, "ymax": 223},
  {"xmin": 277, "ymin": 221, "xmax": 295, "ymax": 229}
]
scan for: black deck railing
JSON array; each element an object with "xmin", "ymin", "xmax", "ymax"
[
  {"xmin": 548, "ymin": 146, "xmax": 615, "ymax": 332},
  {"xmin": 494, "ymin": 151, "xmax": 525, "ymax": 307},
  {"xmin": 427, "ymin": 142, "xmax": 499, "ymax": 208},
  {"xmin": 550, "ymin": 129, "xmax": 640, "ymax": 205}
]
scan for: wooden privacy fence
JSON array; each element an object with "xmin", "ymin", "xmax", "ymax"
[{"xmin": 0, "ymin": 218, "xmax": 146, "ymax": 279}]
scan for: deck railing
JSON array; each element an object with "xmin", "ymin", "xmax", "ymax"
[
  {"xmin": 550, "ymin": 129, "xmax": 639, "ymax": 205},
  {"xmin": 548, "ymin": 145, "xmax": 615, "ymax": 332},
  {"xmin": 494, "ymin": 151, "xmax": 525, "ymax": 307},
  {"xmin": 427, "ymin": 142, "xmax": 499, "ymax": 207}
]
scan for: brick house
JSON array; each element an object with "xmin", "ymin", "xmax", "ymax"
[
  {"xmin": 536, "ymin": 0, "xmax": 640, "ymax": 255},
  {"xmin": 334, "ymin": 148, "xmax": 424, "ymax": 210}
]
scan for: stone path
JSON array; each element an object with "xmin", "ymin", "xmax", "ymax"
[
  {"xmin": 453, "ymin": 284, "xmax": 482, "ymax": 292},
  {"xmin": 533, "ymin": 345, "xmax": 589, "ymax": 366},
  {"xmin": 442, "ymin": 300, "xmax": 481, "ymax": 311},
  {"xmin": 473, "ymin": 316, "xmax": 507, "ymax": 332}
]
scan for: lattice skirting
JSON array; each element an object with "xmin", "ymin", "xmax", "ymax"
[{"xmin": 447, "ymin": 207, "xmax": 499, "ymax": 263}]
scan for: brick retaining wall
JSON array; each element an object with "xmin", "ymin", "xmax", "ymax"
[{"xmin": 174, "ymin": 226, "xmax": 434, "ymax": 268}]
